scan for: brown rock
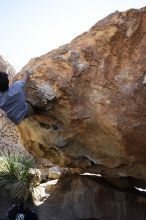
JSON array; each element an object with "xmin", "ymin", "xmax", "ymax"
[
  {"xmin": 37, "ymin": 175, "xmax": 146, "ymax": 220},
  {"xmin": 17, "ymin": 8, "xmax": 146, "ymax": 182},
  {"xmin": 29, "ymin": 168, "xmax": 42, "ymax": 186}
]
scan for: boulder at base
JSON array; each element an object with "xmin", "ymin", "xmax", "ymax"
[{"xmin": 37, "ymin": 175, "xmax": 146, "ymax": 220}]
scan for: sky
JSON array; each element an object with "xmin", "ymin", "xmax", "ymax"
[{"xmin": 0, "ymin": 0, "xmax": 146, "ymax": 72}]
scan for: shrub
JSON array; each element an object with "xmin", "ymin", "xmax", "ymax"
[{"xmin": 0, "ymin": 153, "xmax": 37, "ymax": 202}]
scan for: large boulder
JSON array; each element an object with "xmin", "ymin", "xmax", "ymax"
[
  {"xmin": 37, "ymin": 175, "xmax": 146, "ymax": 220},
  {"xmin": 17, "ymin": 8, "xmax": 146, "ymax": 183}
]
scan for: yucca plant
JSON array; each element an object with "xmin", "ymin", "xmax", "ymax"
[{"xmin": 0, "ymin": 153, "xmax": 37, "ymax": 202}]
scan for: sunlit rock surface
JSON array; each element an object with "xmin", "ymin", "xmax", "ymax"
[
  {"xmin": 0, "ymin": 110, "xmax": 25, "ymax": 154},
  {"xmin": 18, "ymin": 8, "xmax": 146, "ymax": 185},
  {"xmin": 0, "ymin": 55, "xmax": 16, "ymax": 81}
]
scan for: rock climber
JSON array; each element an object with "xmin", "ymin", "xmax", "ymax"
[{"xmin": 0, "ymin": 69, "xmax": 33, "ymax": 124}]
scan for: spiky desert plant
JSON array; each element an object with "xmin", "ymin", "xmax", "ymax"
[{"xmin": 0, "ymin": 153, "xmax": 37, "ymax": 202}]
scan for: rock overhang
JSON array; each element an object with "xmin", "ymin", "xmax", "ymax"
[{"xmin": 16, "ymin": 7, "xmax": 146, "ymax": 189}]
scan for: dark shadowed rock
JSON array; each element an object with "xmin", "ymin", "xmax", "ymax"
[{"xmin": 37, "ymin": 175, "xmax": 146, "ymax": 220}]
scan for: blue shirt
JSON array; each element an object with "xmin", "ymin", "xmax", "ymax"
[{"xmin": 0, "ymin": 80, "xmax": 28, "ymax": 124}]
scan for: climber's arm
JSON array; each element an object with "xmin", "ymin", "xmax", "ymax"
[{"xmin": 23, "ymin": 69, "xmax": 33, "ymax": 84}]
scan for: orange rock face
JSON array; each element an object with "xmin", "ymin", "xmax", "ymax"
[{"xmin": 18, "ymin": 8, "xmax": 146, "ymax": 181}]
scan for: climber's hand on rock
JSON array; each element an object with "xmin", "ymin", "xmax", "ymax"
[
  {"xmin": 26, "ymin": 69, "xmax": 33, "ymax": 76},
  {"xmin": 23, "ymin": 69, "xmax": 33, "ymax": 83}
]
